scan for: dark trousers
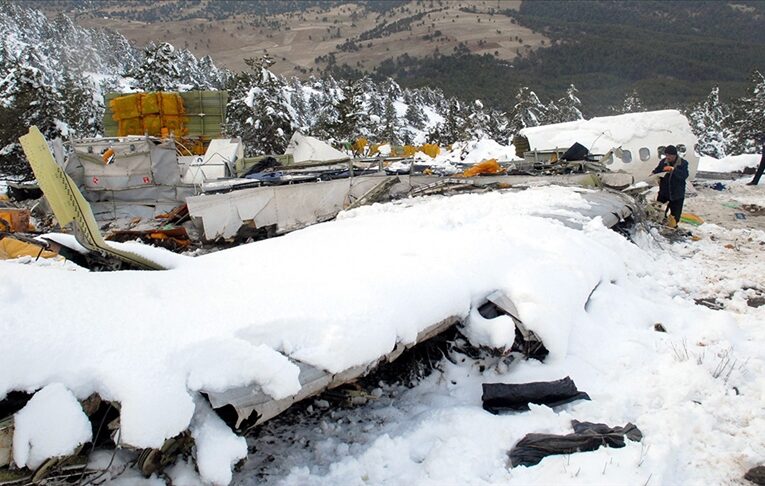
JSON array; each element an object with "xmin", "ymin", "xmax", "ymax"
[
  {"xmin": 666, "ymin": 199, "xmax": 684, "ymax": 222},
  {"xmin": 752, "ymin": 152, "xmax": 765, "ymax": 185}
]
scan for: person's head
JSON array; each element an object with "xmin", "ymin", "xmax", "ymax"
[{"xmin": 664, "ymin": 145, "xmax": 678, "ymax": 163}]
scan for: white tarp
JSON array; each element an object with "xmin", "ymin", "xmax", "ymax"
[
  {"xmin": 284, "ymin": 132, "xmax": 349, "ymax": 164},
  {"xmin": 519, "ymin": 110, "xmax": 699, "ymax": 180}
]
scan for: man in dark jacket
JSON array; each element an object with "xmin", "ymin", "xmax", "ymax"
[{"xmin": 651, "ymin": 145, "xmax": 689, "ymax": 228}]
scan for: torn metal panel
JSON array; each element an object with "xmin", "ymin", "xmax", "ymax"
[
  {"xmin": 284, "ymin": 132, "xmax": 350, "ymax": 165},
  {"xmin": 188, "ymin": 173, "xmax": 635, "ymax": 242},
  {"xmin": 186, "ymin": 175, "xmax": 396, "ymax": 240},
  {"xmin": 206, "ymin": 316, "xmax": 460, "ymax": 429},
  {"xmin": 18, "ymin": 126, "xmax": 167, "ymax": 270},
  {"xmin": 180, "ymin": 138, "xmax": 243, "ymax": 185},
  {"xmin": 0, "ymin": 417, "xmax": 11, "ymax": 468}
]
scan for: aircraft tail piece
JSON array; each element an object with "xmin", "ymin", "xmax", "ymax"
[{"xmin": 18, "ymin": 126, "xmax": 166, "ymax": 270}]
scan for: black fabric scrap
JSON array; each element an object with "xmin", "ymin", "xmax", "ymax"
[
  {"xmin": 745, "ymin": 465, "xmax": 765, "ymax": 485},
  {"xmin": 508, "ymin": 420, "xmax": 643, "ymax": 468},
  {"xmin": 482, "ymin": 376, "xmax": 590, "ymax": 414}
]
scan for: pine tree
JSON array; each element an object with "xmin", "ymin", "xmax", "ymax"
[
  {"xmin": 435, "ymin": 98, "xmax": 466, "ymax": 145},
  {"xmin": 728, "ymin": 70, "xmax": 765, "ymax": 154},
  {"xmin": 620, "ymin": 89, "xmax": 645, "ymax": 113},
  {"xmin": 381, "ymin": 93, "xmax": 400, "ymax": 144},
  {"xmin": 543, "ymin": 99, "xmax": 561, "ymax": 125},
  {"xmin": 0, "ymin": 61, "xmax": 63, "ymax": 179},
  {"xmin": 557, "ymin": 84, "xmax": 584, "ymax": 122},
  {"xmin": 225, "ymin": 55, "xmax": 294, "ymax": 155},
  {"xmin": 60, "ymin": 67, "xmax": 102, "ymax": 139},
  {"xmin": 486, "ymin": 109, "xmax": 510, "ymax": 142},
  {"xmin": 288, "ymin": 77, "xmax": 309, "ymax": 131},
  {"xmin": 404, "ymin": 99, "xmax": 426, "ymax": 130},
  {"xmin": 128, "ymin": 42, "xmax": 184, "ymax": 92},
  {"xmin": 331, "ymin": 79, "xmax": 363, "ymax": 142},
  {"xmin": 688, "ymin": 86, "xmax": 731, "ymax": 158},
  {"xmin": 466, "ymin": 99, "xmax": 491, "ymax": 139},
  {"xmin": 509, "ymin": 87, "xmax": 546, "ymax": 134}
]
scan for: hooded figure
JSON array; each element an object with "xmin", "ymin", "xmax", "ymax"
[{"xmin": 651, "ymin": 145, "xmax": 689, "ymax": 228}]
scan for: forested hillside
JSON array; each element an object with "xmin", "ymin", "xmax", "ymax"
[
  {"xmin": 32, "ymin": 1, "xmax": 765, "ymax": 118},
  {"xmin": 334, "ymin": 1, "xmax": 765, "ymax": 116},
  {"xmin": 1, "ymin": 1, "xmax": 763, "ymax": 181}
]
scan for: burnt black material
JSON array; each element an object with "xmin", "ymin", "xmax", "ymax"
[
  {"xmin": 244, "ymin": 156, "xmax": 282, "ymax": 177},
  {"xmin": 561, "ymin": 142, "xmax": 589, "ymax": 161},
  {"xmin": 482, "ymin": 376, "xmax": 590, "ymax": 414},
  {"xmin": 745, "ymin": 465, "xmax": 765, "ymax": 485},
  {"xmin": 508, "ymin": 420, "xmax": 643, "ymax": 467}
]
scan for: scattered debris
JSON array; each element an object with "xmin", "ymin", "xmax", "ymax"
[
  {"xmin": 482, "ymin": 377, "xmax": 590, "ymax": 414},
  {"xmin": 695, "ymin": 298, "xmax": 725, "ymax": 311},
  {"xmin": 654, "ymin": 323, "xmax": 667, "ymax": 332},
  {"xmin": 19, "ymin": 127, "xmax": 167, "ymax": 270},
  {"xmin": 748, "ymin": 297, "xmax": 765, "ymax": 308},
  {"xmin": 0, "ymin": 208, "xmax": 32, "ymax": 233},
  {"xmin": 742, "ymin": 204, "xmax": 765, "ymax": 216},
  {"xmin": 681, "ymin": 212, "xmax": 704, "ymax": 226},
  {"xmin": 508, "ymin": 420, "xmax": 643, "ymax": 468},
  {"xmin": 345, "ymin": 176, "xmax": 400, "ymax": 211},
  {"xmin": 477, "ymin": 291, "xmax": 549, "ymax": 361},
  {"xmin": 108, "ymin": 226, "xmax": 190, "ymax": 251},
  {"xmin": 461, "ymin": 159, "xmax": 503, "ymax": 177},
  {"xmin": 5, "ymin": 181, "xmax": 42, "ymax": 201},
  {"xmin": 745, "ymin": 465, "xmax": 765, "ymax": 485},
  {"xmin": 0, "ymin": 236, "xmax": 59, "ymax": 261}
]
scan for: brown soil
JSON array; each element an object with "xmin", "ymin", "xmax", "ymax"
[{"xmin": 43, "ymin": 0, "xmax": 547, "ymax": 76}]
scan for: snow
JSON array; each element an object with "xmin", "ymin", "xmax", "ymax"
[
  {"xmin": 3, "ymin": 180, "xmax": 765, "ymax": 484},
  {"xmin": 12, "ymin": 383, "xmax": 92, "ymax": 469},
  {"xmin": 399, "ymin": 139, "xmax": 521, "ymax": 175},
  {"xmin": 191, "ymin": 400, "xmax": 247, "ymax": 486},
  {"xmin": 237, "ymin": 181, "xmax": 765, "ymax": 486},
  {"xmin": 461, "ymin": 138, "xmax": 520, "ymax": 163},
  {"xmin": 1, "ymin": 186, "xmax": 617, "ymax": 479},
  {"xmin": 698, "ymin": 153, "xmax": 762, "ymax": 172},
  {"xmin": 520, "ymin": 109, "xmax": 694, "ymax": 155}
]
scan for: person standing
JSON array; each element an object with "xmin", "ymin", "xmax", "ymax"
[
  {"xmin": 652, "ymin": 145, "xmax": 689, "ymax": 228},
  {"xmin": 747, "ymin": 141, "xmax": 765, "ymax": 185}
]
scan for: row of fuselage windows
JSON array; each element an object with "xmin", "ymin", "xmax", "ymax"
[{"xmin": 619, "ymin": 144, "xmax": 687, "ymax": 164}]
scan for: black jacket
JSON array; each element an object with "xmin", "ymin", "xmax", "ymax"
[{"xmin": 652, "ymin": 157, "xmax": 689, "ymax": 202}]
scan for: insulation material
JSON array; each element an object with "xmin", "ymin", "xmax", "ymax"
[
  {"xmin": 0, "ymin": 208, "xmax": 32, "ymax": 232},
  {"xmin": 462, "ymin": 159, "xmax": 503, "ymax": 177},
  {"xmin": 0, "ymin": 237, "xmax": 59, "ymax": 260},
  {"xmin": 110, "ymin": 92, "xmax": 187, "ymax": 137}
]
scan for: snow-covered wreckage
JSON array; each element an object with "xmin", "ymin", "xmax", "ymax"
[
  {"xmin": 0, "ymin": 119, "xmax": 656, "ymax": 483},
  {"xmin": 515, "ymin": 109, "xmax": 699, "ymax": 180}
]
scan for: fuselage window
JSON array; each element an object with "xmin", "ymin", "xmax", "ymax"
[
  {"xmin": 658, "ymin": 145, "xmax": 666, "ymax": 156},
  {"xmin": 677, "ymin": 144, "xmax": 686, "ymax": 154},
  {"xmin": 621, "ymin": 149, "xmax": 632, "ymax": 163},
  {"xmin": 639, "ymin": 147, "xmax": 650, "ymax": 161}
]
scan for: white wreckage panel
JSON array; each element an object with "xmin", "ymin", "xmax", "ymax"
[
  {"xmin": 284, "ymin": 132, "xmax": 350, "ymax": 164},
  {"xmin": 519, "ymin": 109, "xmax": 699, "ymax": 181},
  {"xmin": 186, "ymin": 175, "xmax": 394, "ymax": 240},
  {"xmin": 206, "ymin": 316, "xmax": 460, "ymax": 428},
  {"xmin": 181, "ymin": 138, "xmax": 243, "ymax": 185}
]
